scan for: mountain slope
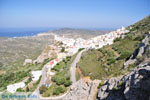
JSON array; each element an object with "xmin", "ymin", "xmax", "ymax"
[{"xmin": 97, "ymin": 32, "xmax": 150, "ymax": 100}]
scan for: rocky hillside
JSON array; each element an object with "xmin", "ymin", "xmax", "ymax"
[
  {"xmin": 64, "ymin": 77, "xmax": 100, "ymax": 100},
  {"xmin": 97, "ymin": 32, "xmax": 150, "ymax": 100}
]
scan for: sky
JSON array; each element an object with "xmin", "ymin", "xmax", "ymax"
[{"xmin": 0, "ymin": 0, "xmax": 149, "ymax": 29}]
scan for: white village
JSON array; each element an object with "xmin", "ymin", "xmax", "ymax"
[{"xmin": 7, "ymin": 27, "xmax": 129, "ymax": 94}]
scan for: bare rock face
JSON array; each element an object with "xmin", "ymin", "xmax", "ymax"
[
  {"xmin": 64, "ymin": 77, "xmax": 100, "ymax": 100},
  {"xmin": 23, "ymin": 59, "xmax": 32, "ymax": 66},
  {"xmin": 97, "ymin": 63, "xmax": 150, "ymax": 100}
]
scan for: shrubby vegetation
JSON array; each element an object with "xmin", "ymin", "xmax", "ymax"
[
  {"xmin": 78, "ymin": 48, "xmax": 85, "ymax": 52},
  {"xmin": 114, "ymin": 37, "xmax": 121, "ymax": 42},
  {"xmin": 39, "ymin": 85, "xmax": 48, "ymax": 94},
  {"xmin": 98, "ymin": 80, "xmax": 105, "ymax": 89},
  {"xmin": 42, "ymin": 55, "xmax": 77, "ymax": 97},
  {"xmin": 29, "ymin": 76, "xmax": 42, "ymax": 92},
  {"xmin": 25, "ymin": 77, "xmax": 32, "ymax": 85},
  {"xmin": 0, "ymin": 58, "xmax": 51, "ymax": 91},
  {"xmin": 0, "ymin": 70, "xmax": 30, "ymax": 90},
  {"xmin": 61, "ymin": 47, "xmax": 65, "ymax": 52},
  {"xmin": 16, "ymin": 88, "xmax": 24, "ymax": 92},
  {"xmin": 53, "ymin": 86, "xmax": 66, "ymax": 95}
]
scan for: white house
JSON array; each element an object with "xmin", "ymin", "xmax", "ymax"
[
  {"xmin": 31, "ymin": 71, "xmax": 42, "ymax": 81},
  {"xmin": 7, "ymin": 82, "xmax": 25, "ymax": 93}
]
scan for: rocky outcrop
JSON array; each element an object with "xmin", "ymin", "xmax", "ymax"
[
  {"xmin": 97, "ymin": 63, "xmax": 150, "ymax": 100},
  {"xmin": 124, "ymin": 32, "xmax": 150, "ymax": 68},
  {"xmin": 64, "ymin": 77, "xmax": 100, "ymax": 100},
  {"xmin": 97, "ymin": 32, "xmax": 150, "ymax": 100}
]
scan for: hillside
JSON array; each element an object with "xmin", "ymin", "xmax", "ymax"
[
  {"xmin": 0, "ymin": 35, "xmax": 54, "ymax": 72},
  {"xmin": 97, "ymin": 31, "xmax": 150, "ymax": 100},
  {"xmin": 48, "ymin": 28, "xmax": 111, "ymax": 39},
  {"xmin": 77, "ymin": 16, "xmax": 150, "ymax": 80}
]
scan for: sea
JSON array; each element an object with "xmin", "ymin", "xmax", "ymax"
[
  {"xmin": 0, "ymin": 27, "xmax": 115, "ymax": 38},
  {"xmin": 0, "ymin": 28, "xmax": 57, "ymax": 37}
]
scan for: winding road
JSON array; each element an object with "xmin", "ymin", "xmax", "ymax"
[
  {"xmin": 70, "ymin": 49, "xmax": 86, "ymax": 83},
  {"xmin": 29, "ymin": 49, "xmax": 86, "ymax": 100}
]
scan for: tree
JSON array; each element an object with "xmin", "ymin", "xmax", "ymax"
[
  {"xmin": 26, "ymin": 86, "xmax": 29, "ymax": 92},
  {"xmin": 78, "ymin": 48, "xmax": 85, "ymax": 52},
  {"xmin": 56, "ymin": 77, "xmax": 65, "ymax": 85},
  {"xmin": 64, "ymin": 80, "xmax": 72, "ymax": 87},
  {"xmin": 16, "ymin": 88, "xmax": 24, "ymax": 92},
  {"xmin": 61, "ymin": 47, "xmax": 65, "ymax": 52},
  {"xmin": 107, "ymin": 58, "xmax": 116, "ymax": 65},
  {"xmin": 53, "ymin": 86, "xmax": 65, "ymax": 95},
  {"xmin": 39, "ymin": 85, "xmax": 47, "ymax": 94}
]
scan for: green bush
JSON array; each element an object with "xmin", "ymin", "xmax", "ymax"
[
  {"xmin": 16, "ymin": 88, "xmax": 24, "ymax": 92},
  {"xmin": 114, "ymin": 37, "xmax": 121, "ymax": 42},
  {"xmin": 78, "ymin": 48, "xmax": 85, "ymax": 52},
  {"xmin": 98, "ymin": 80, "xmax": 105, "ymax": 89},
  {"xmin": 61, "ymin": 47, "xmax": 65, "ymax": 52},
  {"xmin": 117, "ymin": 81, "xmax": 124, "ymax": 87},
  {"xmin": 64, "ymin": 80, "xmax": 72, "ymax": 87},
  {"xmin": 119, "ymin": 51, "xmax": 132, "ymax": 60},
  {"xmin": 125, "ymin": 34, "xmax": 133, "ymax": 40},
  {"xmin": 51, "ymin": 76, "xmax": 65, "ymax": 85},
  {"xmin": 25, "ymin": 77, "xmax": 32, "ymax": 85},
  {"xmin": 53, "ymin": 86, "xmax": 65, "ymax": 95},
  {"xmin": 134, "ymin": 36, "xmax": 144, "ymax": 41},
  {"xmin": 39, "ymin": 85, "xmax": 48, "ymax": 94},
  {"xmin": 51, "ymin": 76, "xmax": 57, "ymax": 82},
  {"xmin": 107, "ymin": 58, "xmax": 116, "ymax": 65},
  {"xmin": 52, "ymin": 64, "xmax": 61, "ymax": 72},
  {"xmin": 26, "ymin": 86, "xmax": 29, "ymax": 92},
  {"xmin": 56, "ymin": 77, "xmax": 65, "ymax": 85}
]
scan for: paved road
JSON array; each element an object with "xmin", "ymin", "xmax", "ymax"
[{"xmin": 70, "ymin": 50, "xmax": 86, "ymax": 84}]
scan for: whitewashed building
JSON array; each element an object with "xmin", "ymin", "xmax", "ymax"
[
  {"xmin": 7, "ymin": 82, "xmax": 25, "ymax": 93},
  {"xmin": 31, "ymin": 71, "xmax": 42, "ymax": 81}
]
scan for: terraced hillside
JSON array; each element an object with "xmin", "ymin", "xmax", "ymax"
[{"xmin": 77, "ymin": 16, "xmax": 150, "ymax": 80}]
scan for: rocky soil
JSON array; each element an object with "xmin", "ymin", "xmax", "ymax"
[{"xmin": 64, "ymin": 77, "xmax": 100, "ymax": 100}]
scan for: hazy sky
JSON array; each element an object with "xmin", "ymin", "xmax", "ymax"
[{"xmin": 0, "ymin": 0, "xmax": 149, "ymax": 29}]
